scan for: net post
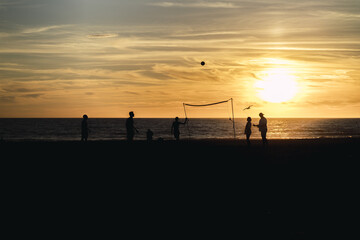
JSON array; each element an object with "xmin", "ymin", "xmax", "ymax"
[
  {"xmin": 231, "ymin": 98, "xmax": 236, "ymax": 139},
  {"xmin": 183, "ymin": 103, "xmax": 190, "ymax": 139}
]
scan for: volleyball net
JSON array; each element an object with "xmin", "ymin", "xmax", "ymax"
[{"xmin": 183, "ymin": 98, "xmax": 236, "ymax": 139}]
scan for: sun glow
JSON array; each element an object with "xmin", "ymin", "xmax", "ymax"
[{"xmin": 255, "ymin": 68, "xmax": 298, "ymax": 103}]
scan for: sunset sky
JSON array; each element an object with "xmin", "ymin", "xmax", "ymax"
[{"xmin": 1, "ymin": 0, "xmax": 359, "ymax": 118}]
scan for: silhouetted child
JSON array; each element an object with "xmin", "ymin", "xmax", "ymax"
[
  {"xmin": 146, "ymin": 129, "xmax": 153, "ymax": 142},
  {"xmin": 81, "ymin": 114, "xmax": 89, "ymax": 142},
  {"xmin": 244, "ymin": 117, "xmax": 252, "ymax": 146},
  {"xmin": 171, "ymin": 117, "xmax": 188, "ymax": 141}
]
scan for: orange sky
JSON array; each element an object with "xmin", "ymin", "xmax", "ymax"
[{"xmin": 1, "ymin": 0, "xmax": 359, "ymax": 118}]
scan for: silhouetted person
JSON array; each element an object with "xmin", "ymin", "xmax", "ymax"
[
  {"xmin": 254, "ymin": 112, "xmax": 268, "ymax": 146},
  {"xmin": 171, "ymin": 117, "xmax": 188, "ymax": 141},
  {"xmin": 81, "ymin": 114, "xmax": 89, "ymax": 142},
  {"xmin": 244, "ymin": 117, "xmax": 252, "ymax": 146},
  {"xmin": 126, "ymin": 111, "xmax": 139, "ymax": 142},
  {"xmin": 146, "ymin": 129, "xmax": 153, "ymax": 142}
]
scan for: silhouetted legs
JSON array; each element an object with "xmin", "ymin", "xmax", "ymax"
[
  {"xmin": 81, "ymin": 131, "xmax": 88, "ymax": 142},
  {"xmin": 174, "ymin": 131, "xmax": 180, "ymax": 141},
  {"xmin": 146, "ymin": 129, "xmax": 153, "ymax": 143},
  {"xmin": 127, "ymin": 131, "xmax": 134, "ymax": 142},
  {"xmin": 261, "ymin": 131, "xmax": 268, "ymax": 146},
  {"xmin": 246, "ymin": 133, "xmax": 251, "ymax": 146}
]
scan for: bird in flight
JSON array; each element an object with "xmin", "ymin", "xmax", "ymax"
[{"xmin": 243, "ymin": 105, "xmax": 253, "ymax": 110}]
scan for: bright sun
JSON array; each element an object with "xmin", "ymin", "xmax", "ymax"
[{"xmin": 255, "ymin": 68, "xmax": 298, "ymax": 103}]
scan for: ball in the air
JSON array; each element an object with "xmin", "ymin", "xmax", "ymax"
[{"xmin": 201, "ymin": 61, "xmax": 205, "ymax": 66}]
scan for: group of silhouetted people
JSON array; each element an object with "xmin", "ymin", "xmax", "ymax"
[
  {"xmin": 81, "ymin": 111, "xmax": 189, "ymax": 142},
  {"xmin": 81, "ymin": 111, "xmax": 268, "ymax": 145},
  {"xmin": 244, "ymin": 112, "xmax": 268, "ymax": 146},
  {"xmin": 124, "ymin": 112, "xmax": 188, "ymax": 142}
]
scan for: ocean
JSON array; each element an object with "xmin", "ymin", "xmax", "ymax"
[{"xmin": 0, "ymin": 118, "xmax": 359, "ymax": 141}]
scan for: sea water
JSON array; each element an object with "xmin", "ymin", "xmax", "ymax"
[{"xmin": 0, "ymin": 118, "xmax": 359, "ymax": 141}]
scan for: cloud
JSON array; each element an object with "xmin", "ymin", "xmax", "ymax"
[
  {"xmin": 150, "ymin": 1, "xmax": 239, "ymax": 9},
  {"xmin": 21, "ymin": 93, "xmax": 43, "ymax": 98},
  {"xmin": 123, "ymin": 91, "xmax": 139, "ymax": 95},
  {"xmin": 0, "ymin": 0, "xmax": 22, "ymax": 10},
  {"xmin": 22, "ymin": 25, "xmax": 69, "ymax": 34},
  {"xmin": 3, "ymin": 87, "xmax": 36, "ymax": 93},
  {"xmin": 0, "ymin": 95, "xmax": 15, "ymax": 103},
  {"xmin": 87, "ymin": 33, "xmax": 118, "ymax": 39}
]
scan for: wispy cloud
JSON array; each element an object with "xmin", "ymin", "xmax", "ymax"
[
  {"xmin": 0, "ymin": 0, "xmax": 23, "ymax": 10},
  {"xmin": 150, "ymin": 1, "xmax": 238, "ymax": 8},
  {"xmin": 22, "ymin": 25, "xmax": 69, "ymax": 34},
  {"xmin": 87, "ymin": 33, "xmax": 118, "ymax": 39},
  {"xmin": 21, "ymin": 93, "xmax": 43, "ymax": 98}
]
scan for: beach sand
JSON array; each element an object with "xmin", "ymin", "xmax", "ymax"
[
  {"xmin": 2, "ymin": 138, "xmax": 359, "ymax": 238},
  {"xmin": 2, "ymin": 137, "xmax": 358, "ymax": 162}
]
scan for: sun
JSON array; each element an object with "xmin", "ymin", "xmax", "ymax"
[{"xmin": 255, "ymin": 68, "xmax": 298, "ymax": 103}]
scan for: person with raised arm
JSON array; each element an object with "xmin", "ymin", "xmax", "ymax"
[{"xmin": 171, "ymin": 117, "xmax": 188, "ymax": 141}]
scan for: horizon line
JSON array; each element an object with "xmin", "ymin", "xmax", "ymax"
[{"xmin": 1, "ymin": 117, "xmax": 359, "ymax": 119}]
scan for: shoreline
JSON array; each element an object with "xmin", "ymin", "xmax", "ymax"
[{"xmin": 1, "ymin": 136, "xmax": 359, "ymax": 142}]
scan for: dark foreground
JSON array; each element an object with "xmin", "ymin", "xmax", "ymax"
[
  {"xmin": 2, "ymin": 138, "xmax": 359, "ymax": 239},
  {"xmin": 2, "ymin": 137, "xmax": 359, "ymax": 161}
]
